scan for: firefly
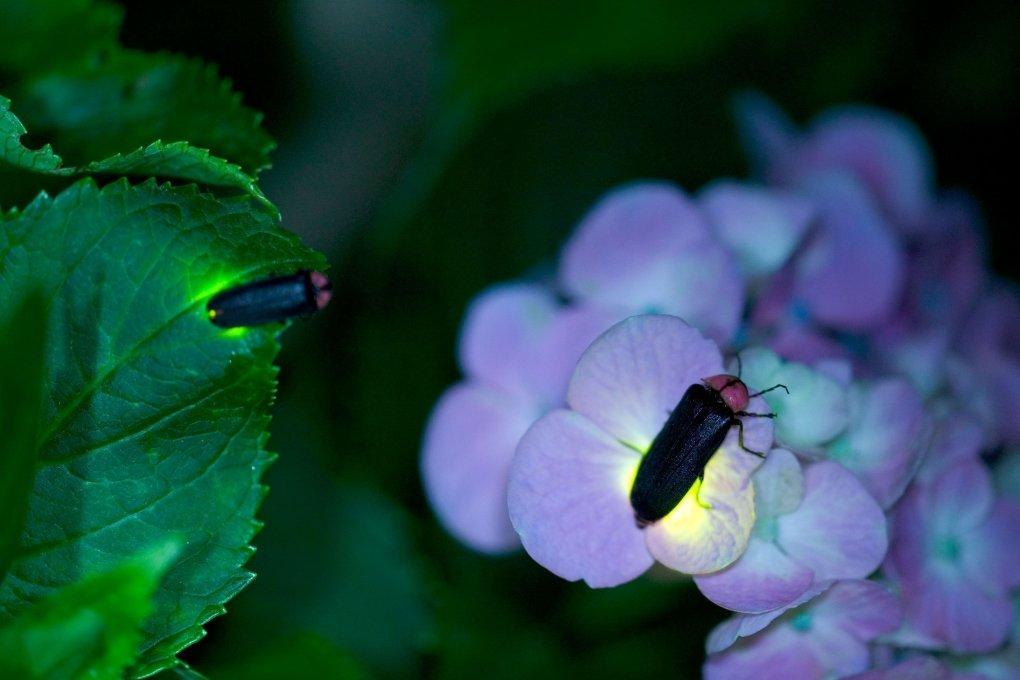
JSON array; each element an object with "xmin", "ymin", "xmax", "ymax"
[
  {"xmin": 629, "ymin": 371, "xmax": 788, "ymax": 527},
  {"xmin": 207, "ymin": 270, "xmax": 332, "ymax": 328}
]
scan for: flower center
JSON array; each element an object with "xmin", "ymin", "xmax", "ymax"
[
  {"xmin": 790, "ymin": 611, "xmax": 812, "ymax": 632},
  {"xmin": 933, "ymin": 535, "xmax": 961, "ymax": 562},
  {"xmin": 788, "ymin": 299, "xmax": 811, "ymax": 324}
]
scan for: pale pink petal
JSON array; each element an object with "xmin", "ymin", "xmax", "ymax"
[
  {"xmin": 704, "ymin": 626, "xmax": 825, "ymax": 680},
  {"xmin": 529, "ymin": 304, "xmax": 620, "ymax": 405},
  {"xmin": 669, "ymin": 240, "xmax": 745, "ymax": 343},
  {"xmin": 915, "ymin": 414, "xmax": 983, "ymax": 485},
  {"xmin": 751, "ymin": 448, "xmax": 804, "ymax": 518},
  {"xmin": 778, "ymin": 462, "xmax": 888, "ymax": 582},
  {"xmin": 643, "ymin": 441, "xmax": 760, "ymax": 574},
  {"xmin": 421, "ymin": 383, "xmax": 536, "ymax": 552},
  {"xmin": 458, "ymin": 283, "xmax": 557, "ymax": 397},
  {"xmin": 927, "ymin": 461, "xmax": 993, "ymax": 534},
  {"xmin": 902, "ymin": 568, "xmax": 1012, "ymax": 653},
  {"xmin": 791, "ymin": 172, "xmax": 904, "ymax": 331},
  {"xmin": 737, "ymin": 348, "xmax": 850, "ymax": 450},
  {"xmin": 558, "ymin": 182, "xmax": 743, "ymax": 343},
  {"xmin": 802, "ymin": 618, "xmax": 872, "ymax": 677},
  {"xmin": 846, "ymin": 656, "xmax": 953, "ymax": 680},
  {"xmin": 559, "ymin": 182, "xmax": 709, "ymax": 305},
  {"xmin": 507, "ymin": 409, "xmax": 651, "ymax": 587},
  {"xmin": 811, "ymin": 579, "xmax": 902, "ymax": 640},
  {"xmin": 961, "ymin": 500, "xmax": 1020, "ymax": 590},
  {"xmin": 694, "ymin": 536, "xmax": 814, "ymax": 613},
  {"xmin": 566, "ymin": 315, "xmax": 722, "ymax": 450},
  {"xmin": 795, "ymin": 107, "xmax": 934, "ymax": 227},
  {"xmin": 826, "ymin": 379, "xmax": 929, "ymax": 508},
  {"xmin": 706, "ymin": 580, "xmax": 831, "ymax": 653},
  {"xmin": 700, "ymin": 180, "xmax": 814, "ymax": 279}
]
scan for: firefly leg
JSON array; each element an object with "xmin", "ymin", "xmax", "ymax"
[
  {"xmin": 735, "ymin": 418, "xmax": 767, "ymax": 458},
  {"xmin": 736, "ymin": 411, "xmax": 776, "ymax": 418},
  {"xmin": 748, "ymin": 383, "xmax": 790, "ymax": 398}
]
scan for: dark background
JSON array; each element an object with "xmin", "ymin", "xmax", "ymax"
[{"xmin": 115, "ymin": 1, "xmax": 1019, "ymax": 677}]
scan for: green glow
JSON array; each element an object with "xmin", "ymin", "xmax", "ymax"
[
  {"xmin": 190, "ymin": 273, "xmax": 244, "ymax": 306},
  {"xmin": 221, "ymin": 326, "xmax": 250, "ymax": 339}
]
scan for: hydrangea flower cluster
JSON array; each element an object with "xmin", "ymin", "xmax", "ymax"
[{"xmin": 421, "ymin": 93, "xmax": 1020, "ymax": 678}]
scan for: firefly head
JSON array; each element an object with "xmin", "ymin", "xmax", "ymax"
[
  {"xmin": 309, "ymin": 271, "xmax": 333, "ymax": 310},
  {"xmin": 703, "ymin": 374, "xmax": 750, "ymax": 414}
]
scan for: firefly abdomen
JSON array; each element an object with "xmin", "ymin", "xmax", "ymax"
[{"xmin": 207, "ymin": 270, "xmax": 332, "ymax": 328}]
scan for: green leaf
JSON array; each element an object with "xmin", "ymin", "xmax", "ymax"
[
  {"xmin": 0, "ymin": 288, "xmax": 47, "ymax": 583},
  {"xmin": 0, "ymin": 95, "xmax": 65, "ymax": 173},
  {"xmin": 10, "ymin": 49, "xmax": 275, "ymax": 175},
  {"xmin": 1, "ymin": 96, "xmax": 270, "ymax": 211},
  {"xmin": 80, "ymin": 141, "xmax": 272, "ymax": 208},
  {"xmin": 0, "ymin": 0, "xmax": 122, "ymax": 79},
  {"xmin": 0, "ymin": 179, "xmax": 323, "ymax": 675},
  {"xmin": 0, "ymin": 540, "xmax": 180, "ymax": 680}
]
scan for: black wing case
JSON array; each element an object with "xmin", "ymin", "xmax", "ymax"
[
  {"xmin": 629, "ymin": 384, "xmax": 733, "ymax": 525},
  {"xmin": 208, "ymin": 271, "xmax": 318, "ymax": 328}
]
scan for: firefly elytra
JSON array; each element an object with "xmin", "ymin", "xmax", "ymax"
[
  {"xmin": 629, "ymin": 371, "xmax": 788, "ymax": 527},
  {"xmin": 207, "ymin": 270, "xmax": 332, "ymax": 328}
]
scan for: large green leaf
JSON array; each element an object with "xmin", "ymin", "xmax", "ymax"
[
  {"xmin": 0, "ymin": 540, "xmax": 179, "ymax": 679},
  {"xmin": 0, "ymin": 0, "xmax": 121, "ymax": 79},
  {"xmin": 0, "ymin": 289, "xmax": 47, "ymax": 583},
  {"xmin": 9, "ymin": 50, "xmax": 275, "ymax": 175},
  {"xmin": 0, "ymin": 179, "xmax": 323, "ymax": 675}
]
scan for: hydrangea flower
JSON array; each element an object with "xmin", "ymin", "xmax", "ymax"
[
  {"xmin": 420, "ymin": 92, "xmax": 1020, "ymax": 677},
  {"xmin": 847, "ymin": 656, "xmax": 955, "ymax": 680},
  {"xmin": 735, "ymin": 92, "xmax": 934, "ymax": 232},
  {"xmin": 697, "ymin": 180, "xmax": 814, "ymax": 282},
  {"xmin": 558, "ymin": 182, "xmax": 745, "ymax": 345},
  {"xmin": 703, "ymin": 579, "xmax": 901, "ymax": 679},
  {"xmin": 507, "ymin": 315, "xmax": 773, "ymax": 586},
  {"xmin": 873, "ymin": 194, "xmax": 986, "ymax": 397},
  {"xmin": 421, "ymin": 283, "xmax": 615, "ymax": 552},
  {"xmin": 885, "ymin": 457, "xmax": 1020, "ymax": 652},
  {"xmin": 695, "ymin": 449, "xmax": 887, "ymax": 613},
  {"xmin": 824, "ymin": 378, "xmax": 929, "ymax": 509},
  {"xmin": 951, "ymin": 288, "xmax": 1020, "ymax": 444},
  {"xmin": 735, "ymin": 348, "xmax": 850, "ymax": 451}
]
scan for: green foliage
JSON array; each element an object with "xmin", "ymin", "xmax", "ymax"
[
  {"xmin": 1, "ymin": 97, "xmax": 268, "ymax": 209},
  {"xmin": 0, "ymin": 179, "xmax": 322, "ymax": 675},
  {"xmin": 0, "ymin": 289, "xmax": 47, "ymax": 583},
  {"xmin": 201, "ymin": 634, "xmax": 367, "ymax": 680},
  {"xmin": 0, "ymin": 540, "xmax": 180, "ymax": 680},
  {"xmin": 0, "ymin": 95, "xmax": 63, "ymax": 172},
  {"xmin": 11, "ymin": 50, "xmax": 274, "ymax": 175},
  {"xmin": 377, "ymin": 0, "xmax": 804, "ymax": 240},
  {"xmin": 0, "ymin": 0, "xmax": 121, "ymax": 78}
]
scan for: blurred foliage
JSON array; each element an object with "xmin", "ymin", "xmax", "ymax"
[
  {"xmin": 0, "ymin": 541, "xmax": 179, "ymax": 679},
  {"xmin": 0, "ymin": 290, "xmax": 47, "ymax": 583}
]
